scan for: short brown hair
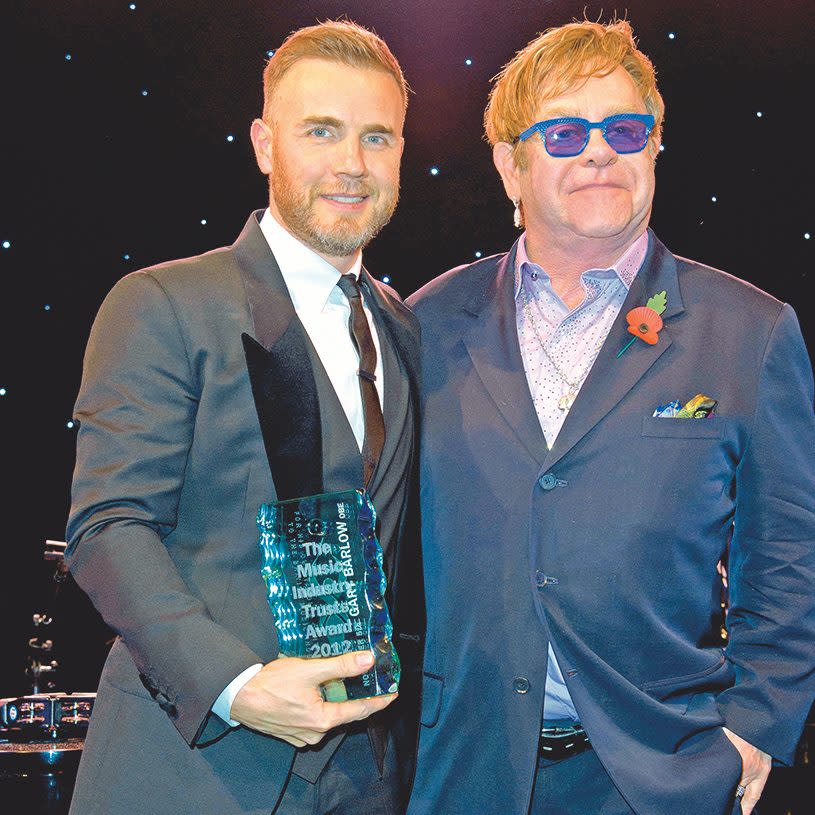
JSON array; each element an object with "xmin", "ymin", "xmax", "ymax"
[
  {"xmin": 484, "ymin": 19, "xmax": 664, "ymax": 158},
  {"xmin": 261, "ymin": 20, "xmax": 408, "ymax": 122}
]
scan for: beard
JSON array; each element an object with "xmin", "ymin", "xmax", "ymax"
[{"xmin": 271, "ymin": 168, "xmax": 399, "ymax": 258}]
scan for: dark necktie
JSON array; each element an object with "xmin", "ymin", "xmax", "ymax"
[{"xmin": 336, "ymin": 274, "xmax": 385, "ymax": 486}]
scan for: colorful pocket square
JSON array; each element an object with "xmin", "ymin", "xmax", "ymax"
[
  {"xmin": 653, "ymin": 394, "xmax": 717, "ymax": 418},
  {"xmin": 653, "ymin": 400, "xmax": 681, "ymax": 418},
  {"xmin": 675, "ymin": 394, "xmax": 717, "ymax": 418}
]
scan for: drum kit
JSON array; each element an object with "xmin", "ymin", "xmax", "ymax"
[{"xmin": 0, "ymin": 540, "xmax": 95, "ymax": 814}]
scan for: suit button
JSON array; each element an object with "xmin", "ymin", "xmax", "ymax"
[
  {"xmin": 513, "ymin": 676, "xmax": 530, "ymax": 694},
  {"xmin": 539, "ymin": 473, "xmax": 557, "ymax": 490},
  {"xmin": 535, "ymin": 570, "xmax": 559, "ymax": 589}
]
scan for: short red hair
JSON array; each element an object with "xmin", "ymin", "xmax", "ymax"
[
  {"xmin": 485, "ymin": 19, "xmax": 664, "ymax": 162},
  {"xmin": 261, "ymin": 20, "xmax": 408, "ymax": 122}
]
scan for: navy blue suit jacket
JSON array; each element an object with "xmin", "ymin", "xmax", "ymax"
[{"xmin": 406, "ymin": 231, "xmax": 815, "ymax": 815}]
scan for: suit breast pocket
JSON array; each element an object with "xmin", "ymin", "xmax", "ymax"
[{"xmin": 641, "ymin": 416, "xmax": 724, "ymax": 439}]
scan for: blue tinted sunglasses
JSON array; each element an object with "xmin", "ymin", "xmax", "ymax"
[{"xmin": 516, "ymin": 113, "xmax": 655, "ymax": 157}]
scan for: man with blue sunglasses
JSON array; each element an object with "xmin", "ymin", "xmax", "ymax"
[{"xmin": 406, "ymin": 18, "xmax": 815, "ymax": 815}]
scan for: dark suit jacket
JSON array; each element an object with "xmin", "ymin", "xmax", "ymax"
[
  {"xmin": 65, "ymin": 211, "xmax": 424, "ymax": 815},
  {"xmin": 405, "ymin": 230, "xmax": 815, "ymax": 815}
]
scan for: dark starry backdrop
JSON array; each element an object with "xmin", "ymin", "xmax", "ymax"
[{"xmin": 1, "ymin": 0, "xmax": 813, "ymax": 773}]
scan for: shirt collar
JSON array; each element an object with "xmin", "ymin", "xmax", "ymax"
[
  {"xmin": 258, "ymin": 208, "xmax": 363, "ymax": 313},
  {"xmin": 513, "ymin": 230, "xmax": 649, "ymax": 299}
]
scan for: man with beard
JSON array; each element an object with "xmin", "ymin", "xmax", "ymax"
[{"xmin": 65, "ymin": 20, "xmax": 423, "ymax": 815}]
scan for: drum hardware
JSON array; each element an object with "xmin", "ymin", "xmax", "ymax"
[
  {"xmin": 1, "ymin": 693, "xmax": 96, "ymax": 742},
  {"xmin": 0, "ymin": 541, "xmax": 95, "ymax": 813},
  {"xmin": 2, "ymin": 540, "xmax": 96, "ymax": 746},
  {"xmin": 19, "ymin": 541, "xmax": 70, "ymax": 696},
  {"xmin": 27, "ymin": 629, "xmax": 59, "ymax": 696}
]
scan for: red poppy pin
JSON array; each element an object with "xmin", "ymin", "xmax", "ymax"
[{"xmin": 617, "ymin": 291, "xmax": 667, "ymax": 358}]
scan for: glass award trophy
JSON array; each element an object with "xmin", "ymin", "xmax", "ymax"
[{"xmin": 257, "ymin": 489, "xmax": 400, "ymax": 701}]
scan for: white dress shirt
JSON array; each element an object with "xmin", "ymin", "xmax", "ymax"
[{"xmin": 211, "ymin": 208, "xmax": 385, "ymax": 725}]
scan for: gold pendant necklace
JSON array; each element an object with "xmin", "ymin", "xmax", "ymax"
[{"xmin": 557, "ymin": 391, "xmax": 577, "ymax": 411}]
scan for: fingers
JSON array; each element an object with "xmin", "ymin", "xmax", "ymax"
[
  {"xmin": 740, "ymin": 789, "xmax": 758, "ymax": 815},
  {"xmin": 305, "ymin": 650, "xmax": 375, "ymax": 683},
  {"xmin": 739, "ymin": 779, "xmax": 766, "ymax": 815},
  {"xmin": 738, "ymin": 769, "xmax": 770, "ymax": 815},
  {"xmin": 273, "ymin": 695, "xmax": 394, "ymax": 746},
  {"xmin": 724, "ymin": 727, "xmax": 772, "ymax": 815},
  {"xmin": 280, "ymin": 727, "xmax": 327, "ymax": 747},
  {"xmin": 321, "ymin": 692, "xmax": 397, "ymax": 730}
]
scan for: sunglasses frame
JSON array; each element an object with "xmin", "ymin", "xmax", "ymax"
[{"xmin": 516, "ymin": 113, "xmax": 655, "ymax": 157}]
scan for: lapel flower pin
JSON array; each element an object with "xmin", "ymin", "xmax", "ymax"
[{"xmin": 617, "ymin": 291, "xmax": 667, "ymax": 358}]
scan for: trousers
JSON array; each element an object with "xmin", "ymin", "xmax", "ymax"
[
  {"xmin": 273, "ymin": 729, "xmax": 399, "ymax": 815},
  {"xmin": 529, "ymin": 748, "xmax": 633, "ymax": 815}
]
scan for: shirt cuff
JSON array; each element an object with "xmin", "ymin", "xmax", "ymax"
[{"xmin": 211, "ymin": 663, "xmax": 263, "ymax": 727}]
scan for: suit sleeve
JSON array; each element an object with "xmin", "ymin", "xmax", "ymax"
[
  {"xmin": 717, "ymin": 303, "xmax": 815, "ymax": 763},
  {"xmin": 66, "ymin": 271, "xmax": 263, "ymax": 747}
]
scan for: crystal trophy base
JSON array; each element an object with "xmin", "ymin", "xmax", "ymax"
[{"xmin": 257, "ymin": 489, "xmax": 399, "ymax": 701}]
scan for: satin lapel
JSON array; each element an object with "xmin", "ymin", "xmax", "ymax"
[
  {"xmin": 234, "ymin": 211, "xmax": 324, "ymax": 500},
  {"xmin": 462, "ymin": 244, "xmax": 547, "ymax": 467},
  {"xmin": 541, "ymin": 232, "xmax": 685, "ymax": 473}
]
